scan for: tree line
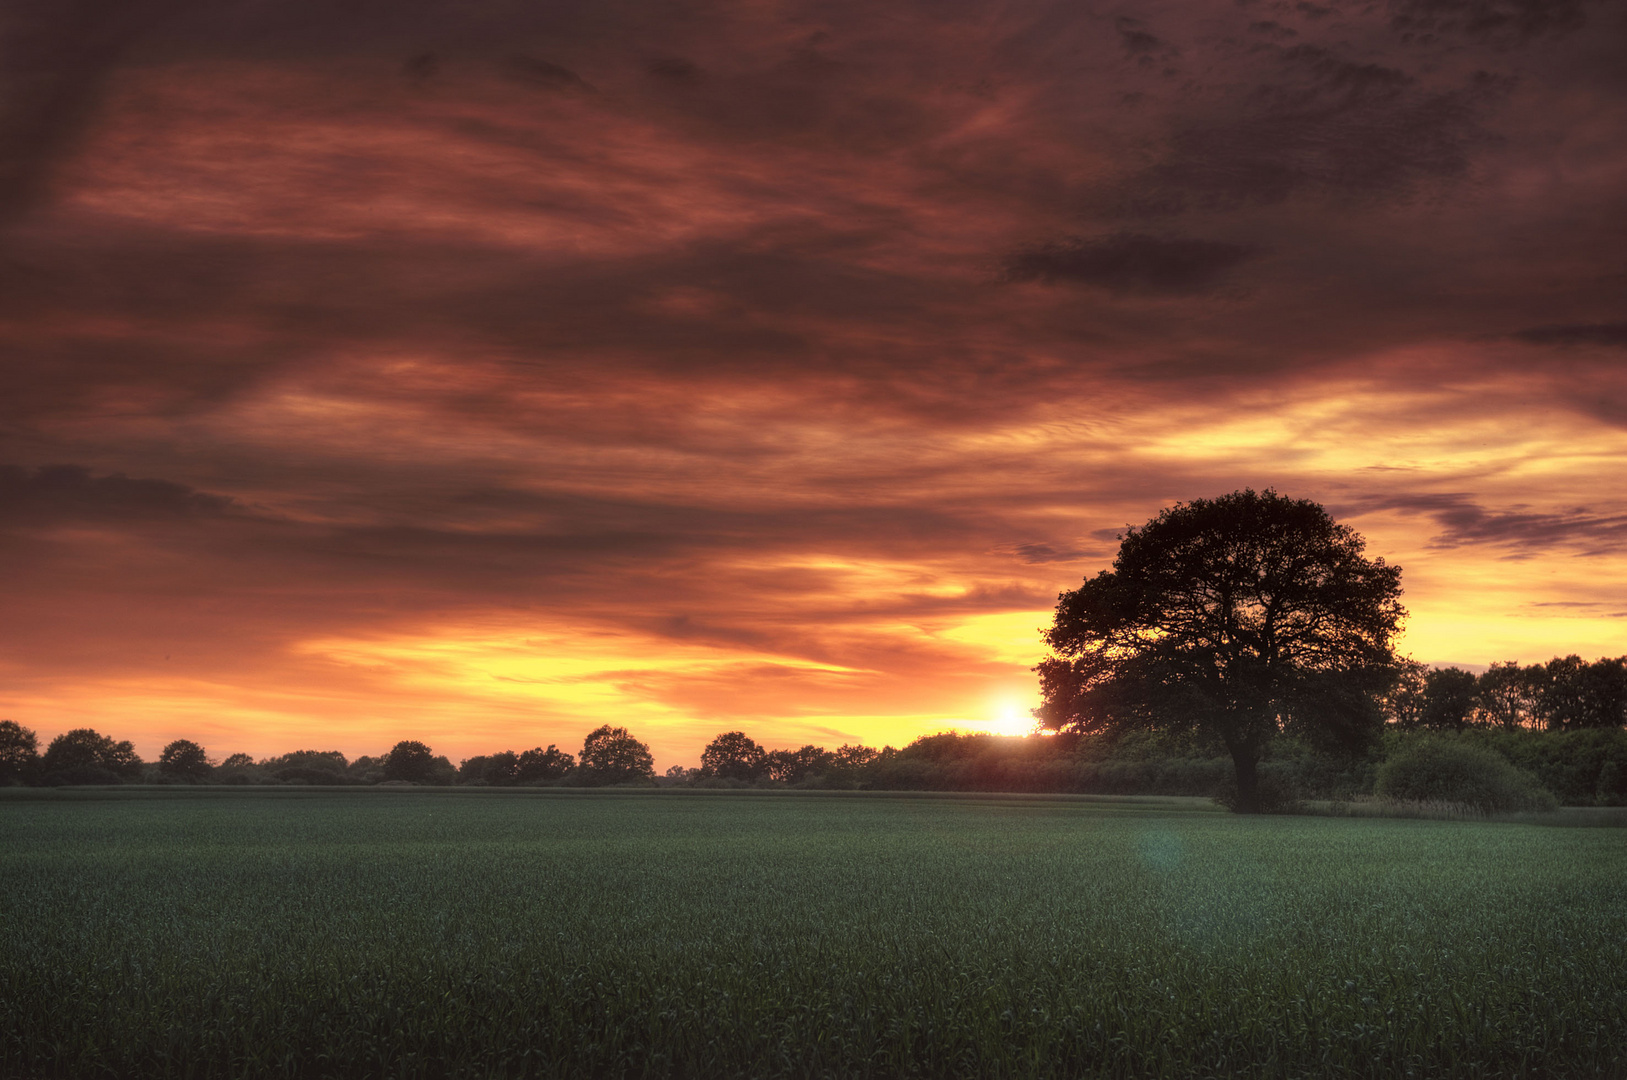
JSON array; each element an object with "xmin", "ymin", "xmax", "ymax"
[
  {"xmin": 2, "ymin": 650, "xmax": 1623, "ymax": 804},
  {"xmin": 1387, "ymin": 655, "xmax": 1627, "ymax": 732}
]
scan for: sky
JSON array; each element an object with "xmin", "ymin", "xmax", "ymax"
[{"xmin": 1, "ymin": 0, "xmax": 1624, "ymax": 769}]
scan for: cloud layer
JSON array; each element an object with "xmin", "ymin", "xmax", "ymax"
[{"xmin": 1, "ymin": 0, "xmax": 1624, "ymax": 763}]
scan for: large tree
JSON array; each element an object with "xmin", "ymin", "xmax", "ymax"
[{"xmin": 1036, "ymin": 489, "xmax": 1405, "ymax": 811}]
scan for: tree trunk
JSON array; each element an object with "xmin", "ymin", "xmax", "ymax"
[{"xmin": 1228, "ymin": 742, "xmax": 1261, "ymax": 813}]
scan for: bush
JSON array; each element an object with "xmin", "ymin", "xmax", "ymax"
[{"xmin": 1374, "ymin": 738, "xmax": 1557, "ymax": 813}]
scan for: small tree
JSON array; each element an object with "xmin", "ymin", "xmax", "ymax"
[
  {"xmin": 0, "ymin": 720, "xmax": 40, "ymax": 785},
  {"xmin": 1037, "ymin": 490, "xmax": 1405, "ymax": 812},
  {"xmin": 579, "ymin": 725, "xmax": 655, "ymax": 786},
  {"xmin": 158, "ymin": 739, "xmax": 213, "ymax": 780},
  {"xmin": 383, "ymin": 740, "xmax": 437, "ymax": 783},
  {"xmin": 220, "ymin": 752, "xmax": 254, "ymax": 769},
  {"xmin": 700, "ymin": 731, "xmax": 766, "ymax": 781}
]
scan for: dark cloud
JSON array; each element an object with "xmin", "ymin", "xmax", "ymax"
[
  {"xmin": 1122, "ymin": 43, "xmax": 1508, "ymax": 213},
  {"xmin": 1359, "ymin": 493, "xmax": 1627, "ymax": 553},
  {"xmin": 0, "ymin": 0, "xmax": 1622, "ymax": 751},
  {"xmin": 1004, "ymin": 234, "xmax": 1259, "ymax": 295},
  {"xmin": 1388, "ymin": 0, "xmax": 1590, "ymax": 45},
  {"xmin": 0, "ymin": 464, "xmax": 234, "ymax": 523},
  {"xmin": 1513, "ymin": 322, "xmax": 1627, "ymax": 347},
  {"xmin": 1008, "ymin": 542, "xmax": 1089, "ymax": 564},
  {"xmin": 645, "ymin": 54, "xmax": 702, "ymax": 83},
  {"xmin": 1114, "ymin": 17, "xmax": 1178, "ymax": 63},
  {"xmin": 0, "ymin": 0, "xmax": 195, "ymax": 223},
  {"xmin": 502, "ymin": 54, "xmax": 594, "ymax": 93}
]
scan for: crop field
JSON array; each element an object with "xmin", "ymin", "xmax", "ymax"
[{"xmin": 1, "ymin": 789, "xmax": 1624, "ymax": 1079}]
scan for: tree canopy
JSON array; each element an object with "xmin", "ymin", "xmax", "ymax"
[{"xmin": 1036, "ymin": 489, "xmax": 1405, "ymax": 811}]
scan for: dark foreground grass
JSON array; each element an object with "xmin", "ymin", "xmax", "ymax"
[{"xmin": 1, "ymin": 788, "xmax": 1624, "ymax": 1079}]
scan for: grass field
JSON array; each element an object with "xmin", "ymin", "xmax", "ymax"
[{"xmin": 2, "ymin": 789, "xmax": 1624, "ymax": 1079}]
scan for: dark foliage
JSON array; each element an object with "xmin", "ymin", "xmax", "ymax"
[{"xmin": 1374, "ymin": 737, "xmax": 1557, "ymax": 812}]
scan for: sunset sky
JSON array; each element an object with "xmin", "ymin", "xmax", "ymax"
[{"xmin": 2, "ymin": 0, "xmax": 1624, "ymax": 768}]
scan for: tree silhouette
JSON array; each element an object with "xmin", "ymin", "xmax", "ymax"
[
  {"xmin": 158, "ymin": 739, "xmax": 213, "ymax": 780},
  {"xmin": 578, "ymin": 725, "xmax": 655, "ymax": 785},
  {"xmin": 764, "ymin": 745, "xmax": 833, "ymax": 784},
  {"xmin": 700, "ymin": 731, "xmax": 766, "ymax": 781},
  {"xmin": 41, "ymin": 728, "xmax": 143, "ymax": 783},
  {"xmin": 514, "ymin": 745, "xmax": 574, "ymax": 783},
  {"xmin": 0, "ymin": 720, "xmax": 40, "ymax": 784},
  {"xmin": 1420, "ymin": 667, "xmax": 1479, "ymax": 731},
  {"xmin": 383, "ymin": 740, "xmax": 437, "ymax": 783},
  {"xmin": 1037, "ymin": 489, "xmax": 1404, "ymax": 811}
]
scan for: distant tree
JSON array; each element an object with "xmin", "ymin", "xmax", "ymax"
[
  {"xmin": 1383, "ymin": 658, "xmax": 1429, "ymax": 728},
  {"xmin": 0, "ymin": 720, "xmax": 41, "ymax": 784},
  {"xmin": 1037, "ymin": 490, "xmax": 1405, "ymax": 811},
  {"xmin": 833, "ymin": 744, "xmax": 880, "ymax": 769},
  {"xmin": 764, "ymin": 745, "xmax": 833, "ymax": 784},
  {"xmin": 700, "ymin": 731, "xmax": 766, "ymax": 781},
  {"xmin": 457, "ymin": 751, "xmax": 520, "ymax": 785},
  {"xmin": 158, "ymin": 739, "xmax": 213, "ymax": 780},
  {"xmin": 383, "ymin": 740, "xmax": 438, "ymax": 783},
  {"xmin": 578, "ymin": 725, "xmax": 655, "ymax": 785},
  {"xmin": 1420, "ymin": 667, "xmax": 1480, "ymax": 731},
  {"xmin": 515, "ymin": 745, "xmax": 574, "ymax": 783},
  {"xmin": 1545, "ymin": 656, "xmax": 1627, "ymax": 730},
  {"xmin": 41, "ymin": 728, "xmax": 144, "ymax": 782},
  {"xmin": 1476, "ymin": 662, "xmax": 1539, "ymax": 730},
  {"xmin": 664, "ymin": 764, "xmax": 693, "ymax": 782},
  {"xmin": 220, "ymin": 752, "xmax": 255, "ymax": 769},
  {"xmin": 264, "ymin": 750, "xmax": 348, "ymax": 773},
  {"xmin": 457, "ymin": 754, "xmax": 492, "ymax": 784},
  {"xmin": 485, "ymin": 750, "xmax": 520, "ymax": 784}
]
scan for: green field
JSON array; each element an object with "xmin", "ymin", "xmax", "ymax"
[{"xmin": 2, "ymin": 789, "xmax": 1624, "ymax": 1078}]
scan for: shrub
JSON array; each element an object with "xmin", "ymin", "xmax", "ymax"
[{"xmin": 1374, "ymin": 738, "xmax": 1557, "ymax": 813}]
